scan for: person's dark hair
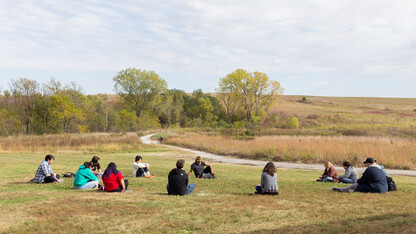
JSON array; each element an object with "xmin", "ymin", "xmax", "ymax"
[
  {"xmin": 263, "ymin": 162, "xmax": 277, "ymax": 176},
  {"xmin": 103, "ymin": 162, "xmax": 120, "ymax": 177},
  {"xmin": 92, "ymin": 156, "xmax": 100, "ymax": 164},
  {"xmin": 83, "ymin": 161, "xmax": 93, "ymax": 168},
  {"xmin": 135, "ymin": 155, "xmax": 142, "ymax": 162},
  {"xmin": 45, "ymin": 154, "xmax": 55, "ymax": 161},
  {"xmin": 343, "ymin": 161, "xmax": 352, "ymax": 167},
  {"xmin": 176, "ymin": 159, "xmax": 185, "ymax": 169}
]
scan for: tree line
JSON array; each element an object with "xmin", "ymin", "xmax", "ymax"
[{"xmin": 0, "ymin": 68, "xmax": 285, "ymax": 136}]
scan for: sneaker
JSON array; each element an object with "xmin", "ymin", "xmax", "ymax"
[{"xmin": 332, "ymin": 187, "xmax": 341, "ymax": 192}]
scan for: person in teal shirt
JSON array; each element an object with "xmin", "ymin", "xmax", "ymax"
[{"xmin": 74, "ymin": 162, "xmax": 100, "ymax": 189}]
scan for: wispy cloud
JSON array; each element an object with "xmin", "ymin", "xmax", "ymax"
[{"xmin": 0, "ymin": 0, "xmax": 415, "ymax": 96}]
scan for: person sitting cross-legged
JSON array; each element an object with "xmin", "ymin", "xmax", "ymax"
[
  {"xmin": 34, "ymin": 154, "xmax": 61, "ymax": 183},
  {"xmin": 317, "ymin": 161, "xmax": 338, "ymax": 182},
  {"xmin": 167, "ymin": 159, "xmax": 195, "ymax": 196},
  {"xmin": 337, "ymin": 161, "xmax": 358, "ymax": 184},
  {"xmin": 74, "ymin": 161, "xmax": 101, "ymax": 189},
  {"xmin": 102, "ymin": 162, "xmax": 129, "ymax": 192},
  {"xmin": 333, "ymin": 157, "xmax": 388, "ymax": 193},
  {"xmin": 255, "ymin": 162, "xmax": 279, "ymax": 195},
  {"xmin": 188, "ymin": 156, "xmax": 216, "ymax": 179}
]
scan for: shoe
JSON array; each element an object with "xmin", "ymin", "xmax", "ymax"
[
  {"xmin": 332, "ymin": 187, "xmax": 341, "ymax": 192},
  {"xmin": 316, "ymin": 179, "xmax": 322, "ymax": 182}
]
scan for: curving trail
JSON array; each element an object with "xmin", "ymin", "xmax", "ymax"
[{"xmin": 141, "ymin": 134, "xmax": 416, "ymax": 177}]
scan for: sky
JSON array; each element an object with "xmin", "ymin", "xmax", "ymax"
[{"xmin": 0, "ymin": 0, "xmax": 415, "ymax": 97}]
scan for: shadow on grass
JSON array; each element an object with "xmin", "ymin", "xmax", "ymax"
[{"xmin": 244, "ymin": 212, "xmax": 416, "ymax": 233}]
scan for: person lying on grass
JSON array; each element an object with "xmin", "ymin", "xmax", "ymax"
[
  {"xmin": 255, "ymin": 162, "xmax": 279, "ymax": 195},
  {"xmin": 317, "ymin": 161, "xmax": 338, "ymax": 182},
  {"xmin": 188, "ymin": 156, "xmax": 216, "ymax": 179},
  {"xmin": 132, "ymin": 155, "xmax": 156, "ymax": 178},
  {"xmin": 333, "ymin": 157, "xmax": 388, "ymax": 193},
  {"xmin": 102, "ymin": 162, "xmax": 129, "ymax": 192},
  {"xmin": 90, "ymin": 156, "xmax": 103, "ymax": 178},
  {"xmin": 74, "ymin": 161, "xmax": 101, "ymax": 189},
  {"xmin": 34, "ymin": 154, "xmax": 62, "ymax": 184},
  {"xmin": 336, "ymin": 161, "xmax": 358, "ymax": 184},
  {"xmin": 168, "ymin": 159, "xmax": 195, "ymax": 196}
]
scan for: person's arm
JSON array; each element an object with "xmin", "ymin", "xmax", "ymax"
[
  {"xmin": 357, "ymin": 169, "xmax": 370, "ymax": 184},
  {"xmin": 86, "ymin": 169, "xmax": 100, "ymax": 184},
  {"xmin": 188, "ymin": 169, "xmax": 193, "ymax": 177},
  {"xmin": 340, "ymin": 168, "xmax": 351, "ymax": 179},
  {"xmin": 205, "ymin": 162, "xmax": 214, "ymax": 174},
  {"xmin": 120, "ymin": 179, "xmax": 126, "ymax": 192}
]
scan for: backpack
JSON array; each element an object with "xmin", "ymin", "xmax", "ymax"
[
  {"xmin": 63, "ymin": 172, "xmax": 76, "ymax": 178},
  {"xmin": 386, "ymin": 176, "xmax": 397, "ymax": 191}
]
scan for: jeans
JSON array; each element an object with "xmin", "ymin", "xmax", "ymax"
[
  {"xmin": 322, "ymin": 177, "xmax": 334, "ymax": 182},
  {"xmin": 74, "ymin": 181, "xmax": 98, "ymax": 189},
  {"xmin": 341, "ymin": 178, "xmax": 356, "ymax": 184},
  {"xmin": 166, "ymin": 184, "xmax": 195, "ymax": 195},
  {"xmin": 339, "ymin": 183, "xmax": 358, "ymax": 192}
]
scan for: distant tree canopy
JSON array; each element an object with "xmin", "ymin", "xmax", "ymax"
[
  {"xmin": 113, "ymin": 68, "xmax": 168, "ymax": 118},
  {"xmin": 0, "ymin": 67, "xmax": 285, "ymax": 136},
  {"xmin": 217, "ymin": 69, "xmax": 284, "ymax": 123}
]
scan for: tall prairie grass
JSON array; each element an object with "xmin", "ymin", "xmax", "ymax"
[
  {"xmin": 0, "ymin": 133, "xmax": 147, "ymax": 153},
  {"xmin": 165, "ymin": 133, "xmax": 416, "ymax": 170}
]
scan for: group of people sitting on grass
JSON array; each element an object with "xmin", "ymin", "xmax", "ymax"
[
  {"xmin": 317, "ymin": 157, "xmax": 390, "ymax": 193},
  {"xmin": 33, "ymin": 153, "xmax": 392, "ymax": 195}
]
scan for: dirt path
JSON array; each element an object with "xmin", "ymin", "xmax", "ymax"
[{"xmin": 141, "ymin": 134, "xmax": 416, "ymax": 177}]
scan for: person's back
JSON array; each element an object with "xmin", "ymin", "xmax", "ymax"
[
  {"xmin": 357, "ymin": 166, "xmax": 388, "ymax": 193},
  {"xmin": 260, "ymin": 172, "xmax": 278, "ymax": 194},
  {"xmin": 168, "ymin": 168, "xmax": 188, "ymax": 195}
]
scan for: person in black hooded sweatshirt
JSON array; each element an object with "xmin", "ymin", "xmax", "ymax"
[{"xmin": 167, "ymin": 159, "xmax": 195, "ymax": 196}]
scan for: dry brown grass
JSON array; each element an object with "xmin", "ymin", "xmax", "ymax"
[
  {"xmin": 0, "ymin": 132, "xmax": 147, "ymax": 153},
  {"xmin": 165, "ymin": 133, "xmax": 416, "ymax": 169}
]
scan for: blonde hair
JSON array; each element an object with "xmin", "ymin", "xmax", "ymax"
[
  {"xmin": 195, "ymin": 156, "xmax": 202, "ymax": 163},
  {"xmin": 324, "ymin": 161, "xmax": 333, "ymax": 168}
]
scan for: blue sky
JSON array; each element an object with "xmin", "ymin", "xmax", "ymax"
[{"xmin": 1, "ymin": 0, "xmax": 415, "ymax": 97}]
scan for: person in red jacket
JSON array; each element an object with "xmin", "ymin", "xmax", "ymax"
[
  {"xmin": 317, "ymin": 161, "xmax": 338, "ymax": 182},
  {"xmin": 102, "ymin": 162, "xmax": 128, "ymax": 192}
]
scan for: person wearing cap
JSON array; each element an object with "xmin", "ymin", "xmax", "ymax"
[
  {"xmin": 188, "ymin": 156, "xmax": 216, "ymax": 179},
  {"xmin": 333, "ymin": 157, "xmax": 388, "ymax": 193}
]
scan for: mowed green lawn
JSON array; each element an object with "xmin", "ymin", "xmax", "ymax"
[{"xmin": 1, "ymin": 147, "xmax": 416, "ymax": 233}]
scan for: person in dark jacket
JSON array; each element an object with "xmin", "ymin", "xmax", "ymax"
[
  {"xmin": 333, "ymin": 157, "xmax": 388, "ymax": 193},
  {"xmin": 167, "ymin": 159, "xmax": 195, "ymax": 196},
  {"xmin": 356, "ymin": 157, "xmax": 388, "ymax": 193}
]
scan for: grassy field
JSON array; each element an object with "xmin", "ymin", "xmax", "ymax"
[
  {"xmin": 1, "ymin": 145, "xmax": 416, "ymax": 233},
  {"xmin": 164, "ymin": 133, "xmax": 416, "ymax": 170},
  {"xmin": 268, "ymin": 95, "xmax": 416, "ymax": 137}
]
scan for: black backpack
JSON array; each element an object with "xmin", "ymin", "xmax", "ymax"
[
  {"xmin": 63, "ymin": 172, "xmax": 76, "ymax": 178},
  {"xmin": 386, "ymin": 176, "xmax": 397, "ymax": 192}
]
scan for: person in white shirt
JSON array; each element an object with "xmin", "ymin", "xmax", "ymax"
[{"xmin": 132, "ymin": 156, "xmax": 156, "ymax": 178}]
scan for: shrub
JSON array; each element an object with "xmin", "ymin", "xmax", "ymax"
[{"xmin": 286, "ymin": 117, "xmax": 299, "ymax": 129}]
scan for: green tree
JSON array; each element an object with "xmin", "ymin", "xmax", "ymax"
[
  {"xmin": 113, "ymin": 68, "xmax": 168, "ymax": 119},
  {"xmin": 9, "ymin": 78, "xmax": 40, "ymax": 134},
  {"xmin": 219, "ymin": 69, "xmax": 284, "ymax": 122},
  {"xmin": 49, "ymin": 94, "xmax": 85, "ymax": 133}
]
